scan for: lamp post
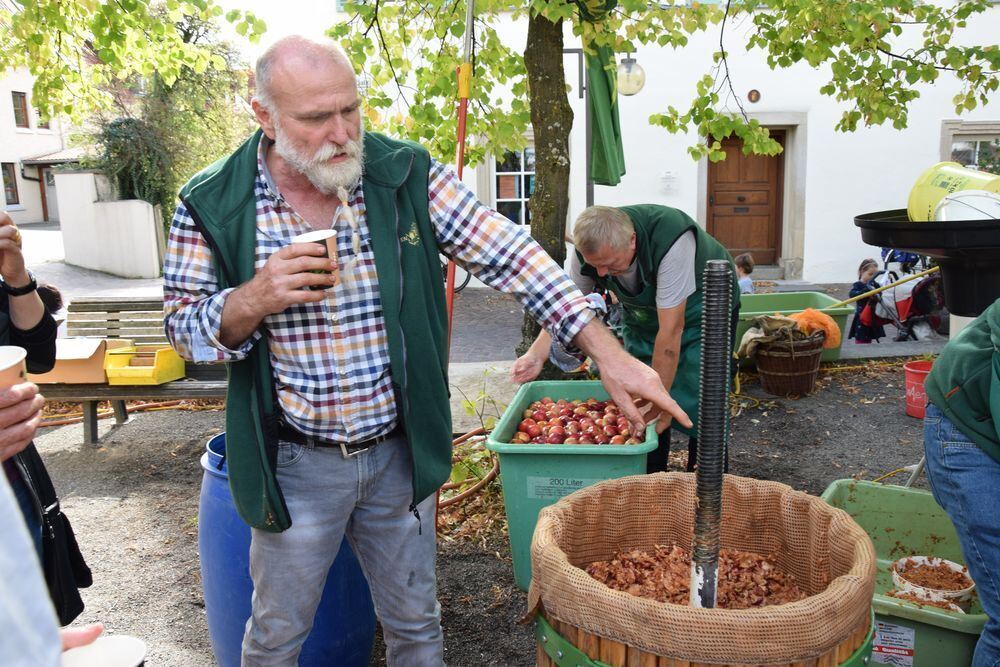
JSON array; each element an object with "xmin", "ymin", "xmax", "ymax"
[
  {"xmin": 564, "ymin": 49, "xmax": 645, "ymax": 206},
  {"xmin": 617, "ymin": 53, "xmax": 646, "ymax": 96}
]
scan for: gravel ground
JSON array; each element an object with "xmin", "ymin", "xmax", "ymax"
[{"xmin": 34, "ymin": 359, "xmax": 925, "ymax": 666}]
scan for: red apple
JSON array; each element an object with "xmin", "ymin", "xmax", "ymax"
[
  {"xmin": 578, "ymin": 435, "xmax": 596, "ymax": 445},
  {"xmin": 545, "ymin": 433, "xmax": 564, "ymax": 444},
  {"xmin": 512, "ymin": 431, "xmax": 531, "ymax": 444},
  {"xmin": 564, "ymin": 437, "xmax": 580, "ymax": 445},
  {"xmin": 518, "ymin": 418, "xmax": 536, "ymax": 433},
  {"xmin": 610, "ymin": 435, "xmax": 627, "ymax": 445},
  {"xmin": 603, "ymin": 425, "xmax": 618, "ymax": 437},
  {"xmin": 532, "ymin": 410, "xmax": 547, "ymax": 422},
  {"xmin": 526, "ymin": 424, "xmax": 542, "ymax": 438},
  {"xmin": 566, "ymin": 421, "xmax": 581, "ymax": 434}
]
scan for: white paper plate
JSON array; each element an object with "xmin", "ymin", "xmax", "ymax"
[{"xmin": 61, "ymin": 635, "xmax": 147, "ymax": 667}]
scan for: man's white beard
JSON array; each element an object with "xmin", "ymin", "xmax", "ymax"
[{"xmin": 273, "ymin": 120, "xmax": 365, "ymax": 196}]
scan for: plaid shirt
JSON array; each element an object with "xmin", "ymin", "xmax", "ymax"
[{"xmin": 164, "ymin": 138, "xmax": 594, "ymax": 443}]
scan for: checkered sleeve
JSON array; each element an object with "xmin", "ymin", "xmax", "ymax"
[
  {"xmin": 427, "ymin": 159, "xmax": 595, "ymax": 346},
  {"xmin": 162, "ymin": 202, "xmax": 260, "ymax": 362}
]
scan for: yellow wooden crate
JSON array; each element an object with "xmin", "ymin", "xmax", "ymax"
[{"xmin": 104, "ymin": 344, "xmax": 185, "ymax": 385}]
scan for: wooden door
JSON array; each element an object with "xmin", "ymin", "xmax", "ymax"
[{"xmin": 707, "ymin": 131, "xmax": 784, "ymax": 265}]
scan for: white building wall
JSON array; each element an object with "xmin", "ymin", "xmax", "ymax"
[
  {"xmin": 0, "ymin": 68, "xmax": 68, "ymax": 223},
  {"xmin": 54, "ymin": 172, "xmax": 162, "ymax": 279},
  {"xmin": 469, "ymin": 8, "xmax": 999, "ymax": 283}
]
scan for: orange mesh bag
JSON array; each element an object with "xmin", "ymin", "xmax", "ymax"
[
  {"xmin": 528, "ymin": 473, "xmax": 875, "ymax": 666},
  {"xmin": 788, "ymin": 308, "xmax": 841, "ymax": 349}
]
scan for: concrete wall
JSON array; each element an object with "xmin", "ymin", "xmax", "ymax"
[
  {"xmin": 54, "ymin": 172, "xmax": 162, "ymax": 278},
  {"xmin": 0, "ymin": 68, "xmax": 68, "ymax": 224},
  {"xmin": 464, "ymin": 7, "xmax": 999, "ymax": 283}
]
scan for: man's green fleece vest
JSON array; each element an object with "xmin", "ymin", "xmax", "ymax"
[
  {"xmin": 179, "ymin": 130, "xmax": 452, "ymax": 532},
  {"xmin": 925, "ymin": 299, "xmax": 1000, "ymax": 464},
  {"xmin": 578, "ymin": 204, "xmax": 739, "ymax": 436}
]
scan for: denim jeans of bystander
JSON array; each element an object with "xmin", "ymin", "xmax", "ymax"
[
  {"xmin": 241, "ymin": 433, "xmax": 442, "ymax": 666},
  {"xmin": 924, "ymin": 403, "xmax": 1000, "ymax": 667}
]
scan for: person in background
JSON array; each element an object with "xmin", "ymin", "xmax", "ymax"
[
  {"xmin": 1, "ymin": 385, "xmax": 103, "ymax": 667},
  {"xmin": 163, "ymin": 36, "xmax": 688, "ymax": 666},
  {"xmin": 923, "ymin": 297, "xmax": 1000, "ymax": 667},
  {"xmin": 847, "ymin": 258, "xmax": 885, "ymax": 344},
  {"xmin": 512, "ymin": 204, "xmax": 740, "ymax": 474},
  {"xmin": 0, "ymin": 211, "xmax": 92, "ymax": 625},
  {"xmin": 734, "ymin": 253, "xmax": 755, "ymax": 294}
]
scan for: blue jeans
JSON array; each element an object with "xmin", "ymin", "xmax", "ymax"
[
  {"xmin": 241, "ymin": 433, "xmax": 442, "ymax": 666},
  {"xmin": 924, "ymin": 403, "xmax": 1000, "ymax": 667}
]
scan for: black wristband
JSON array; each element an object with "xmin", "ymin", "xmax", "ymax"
[{"xmin": 2, "ymin": 271, "xmax": 37, "ymax": 296}]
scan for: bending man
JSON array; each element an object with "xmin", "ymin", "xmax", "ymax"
[{"xmin": 513, "ymin": 205, "xmax": 739, "ymax": 472}]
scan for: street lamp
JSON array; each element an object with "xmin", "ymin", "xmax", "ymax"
[{"xmin": 617, "ymin": 54, "xmax": 646, "ymax": 96}]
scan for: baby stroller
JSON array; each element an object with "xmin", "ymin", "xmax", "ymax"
[{"xmin": 866, "ymin": 250, "xmax": 948, "ymax": 341}]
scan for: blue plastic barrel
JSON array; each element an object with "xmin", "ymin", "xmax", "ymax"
[{"xmin": 199, "ymin": 433, "xmax": 376, "ymax": 667}]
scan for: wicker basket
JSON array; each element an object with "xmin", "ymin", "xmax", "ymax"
[{"xmin": 754, "ymin": 331, "xmax": 826, "ymax": 397}]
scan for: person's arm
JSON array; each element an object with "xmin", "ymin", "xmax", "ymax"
[
  {"xmin": 0, "ymin": 214, "xmax": 55, "ymax": 373},
  {"xmin": 510, "ymin": 252, "xmax": 596, "ymax": 383},
  {"xmin": 163, "ymin": 203, "xmax": 335, "ymax": 359},
  {"xmin": 511, "ymin": 329, "xmax": 552, "ymax": 384},
  {"xmin": 651, "ymin": 302, "xmax": 686, "ymax": 419},
  {"xmin": 426, "ymin": 162, "xmax": 689, "ymax": 433}
]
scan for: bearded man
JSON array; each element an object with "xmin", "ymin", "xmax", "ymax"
[{"xmin": 163, "ymin": 36, "xmax": 688, "ymax": 666}]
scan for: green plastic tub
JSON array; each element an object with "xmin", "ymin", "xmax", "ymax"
[
  {"xmin": 485, "ymin": 380, "xmax": 656, "ymax": 591},
  {"xmin": 821, "ymin": 480, "xmax": 986, "ymax": 666},
  {"xmin": 738, "ymin": 291, "xmax": 853, "ymax": 362}
]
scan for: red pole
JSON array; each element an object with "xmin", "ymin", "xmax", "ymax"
[{"xmin": 446, "ymin": 62, "xmax": 473, "ymax": 344}]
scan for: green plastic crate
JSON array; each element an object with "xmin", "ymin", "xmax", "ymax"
[
  {"xmin": 485, "ymin": 380, "xmax": 656, "ymax": 591},
  {"xmin": 738, "ymin": 291, "xmax": 853, "ymax": 362},
  {"xmin": 821, "ymin": 480, "xmax": 985, "ymax": 667}
]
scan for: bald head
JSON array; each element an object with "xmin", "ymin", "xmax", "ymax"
[{"xmin": 254, "ymin": 36, "xmax": 356, "ymax": 112}]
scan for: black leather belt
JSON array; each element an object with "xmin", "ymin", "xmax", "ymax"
[{"xmin": 277, "ymin": 422, "xmax": 402, "ymax": 458}]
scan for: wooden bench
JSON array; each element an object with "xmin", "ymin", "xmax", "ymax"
[{"xmin": 40, "ymin": 296, "xmax": 228, "ymax": 444}]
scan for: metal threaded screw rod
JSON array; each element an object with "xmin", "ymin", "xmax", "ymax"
[{"xmin": 691, "ymin": 259, "xmax": 734, "ymax": 609}]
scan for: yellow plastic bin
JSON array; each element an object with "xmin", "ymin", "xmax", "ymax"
[
  {"xmin": 908, "ymin": 162, "xmax": 1000, "ymax": 222},
  {"xmin": 105, "ymin": 344, "xmax": 185, "ymax": 385}
]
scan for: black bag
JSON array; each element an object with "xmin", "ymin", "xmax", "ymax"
[{"xmin": 14, "ymin": 443, "xmax": 93, "ymax": 625}]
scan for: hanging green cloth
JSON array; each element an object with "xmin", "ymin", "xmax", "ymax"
[{"xmin": 576, "ymin": 0, "xmax": 626, "ymax": 186}]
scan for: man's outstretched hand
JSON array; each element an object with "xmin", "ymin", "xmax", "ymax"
[{"xmin": 572, "ymin": 320, "xmax": 691, "ymax": 437}]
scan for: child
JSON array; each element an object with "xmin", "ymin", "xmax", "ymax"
[
  {"xmin": 847, "ymin": 258, "xmax": 885, "ymax": 343},
  {"xmin": 734, "ymin": 253, "xmax": 754, "ymax": 294}
]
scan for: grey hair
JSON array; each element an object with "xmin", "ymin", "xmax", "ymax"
[
  {"xmin": 572, "ymin": 206, "xmax": 634, "ymax": 254},
  {"xmin": 254, "ymin": 36, "xmax": 355, "ymax": 112}
]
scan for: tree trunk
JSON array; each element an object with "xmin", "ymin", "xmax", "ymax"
[{"xmin": 517, "ymin": 11, "xmax": 574, "ymax": 363}]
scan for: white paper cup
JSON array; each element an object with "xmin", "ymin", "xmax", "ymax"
[
  {"xmin": 61, "ymin": 635, "xmax": 147, "ymax": 667},
  {"xmin": 0, "ymin": 345, "xmax": 27, "ymax": 388},
  {"xmin": 290, "ymin": 229, "xmax": 338, "ymax": 290}
]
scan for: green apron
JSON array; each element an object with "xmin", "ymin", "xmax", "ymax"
[{"xmin": 579, "ymin": 204, "xmax": 739, "ymax": 437}]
